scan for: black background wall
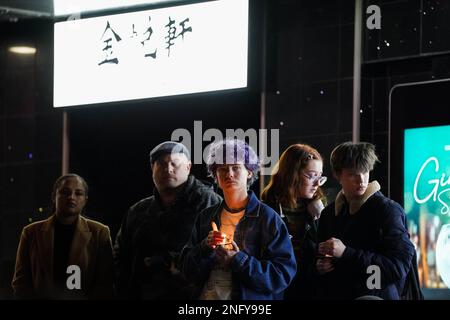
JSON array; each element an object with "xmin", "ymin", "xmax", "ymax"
[
  {"xmin": 265, "ymin": 0, "xmax": 355, "ymax": 200},
  {"xmin": 362, "ymin": 0, "xmax": 450, "ymax": 203},
  {"xmin": 0, "ymin": 18, "xmax": 58, "ymax": 298}
]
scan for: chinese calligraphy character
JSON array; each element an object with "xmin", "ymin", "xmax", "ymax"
[
  {"xmin": 99, "ymin": 21, "xmax": 122, "ymax": 65},
  {"xmin": 141, "ymin": 16, "xmax": 157, "ymax": 59},
  {"xmin": 130, "ymin": 24, "xmax": 138, "ymax": 38},
  {"xmin": 177, "ymin": 18, "xmax": 192, "ymax": 40},
  {"xmin": 165, "ymin": 16, "xmax": 192, "ymax": 56}
]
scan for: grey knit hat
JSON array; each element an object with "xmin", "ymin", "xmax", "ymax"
[{"xmin": 149, "ymin": 141, "xmax": 190, "ymax": 163}]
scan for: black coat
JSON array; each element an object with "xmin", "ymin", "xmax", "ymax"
[
  {"xmin": 264, "ymin": 199, "xmax": 319, "ymax": 299},
  {"xmin": 316, "ymin": 191, "xmax": 415, "ymax": 300},
  {"xmin": 113, "ymin": 175, "xmax": 222, "ymax": 299}
]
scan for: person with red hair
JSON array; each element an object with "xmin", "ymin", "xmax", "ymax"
[{"xmin": 262, "ymin": 143, "xmax": 327, "ymax": 299}]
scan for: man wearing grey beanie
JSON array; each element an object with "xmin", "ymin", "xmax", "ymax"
[{"xmin": 114, "ymin": 141, "xmax": 221, "ymax": 299}]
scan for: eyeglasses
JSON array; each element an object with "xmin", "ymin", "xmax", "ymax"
[{"xmin": 302, "ymin": 173, "xmax": 327, "ymax": 186}]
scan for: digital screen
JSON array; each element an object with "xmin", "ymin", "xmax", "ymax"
[
  {"xmin": 404, "ymin": 125, "xmax": 450, "ymax": 292},
  {"xmin": 53, "ymin": 0, "xmax": 248, "ymax": 108}
]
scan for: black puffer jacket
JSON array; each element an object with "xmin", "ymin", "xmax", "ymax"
[{"xmin": 114, "ymin": 175, "xmax": 221, "ymax": 299}]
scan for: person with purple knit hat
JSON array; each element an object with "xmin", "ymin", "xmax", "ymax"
[{"xmin": 181, "ymin": 138, "xmax": 296, "ymax": 300}]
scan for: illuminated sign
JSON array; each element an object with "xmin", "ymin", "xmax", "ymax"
[
  {"xmin": 414, "ymin": 156, "xmax": 450, "ymax": 215},
  {"xmin": 54, "ymin": 0, "xmax": 248, "ymax": 107},
  {"xmin": 404, "ymin": 125, "xmax": 450, "ymax": 289}
]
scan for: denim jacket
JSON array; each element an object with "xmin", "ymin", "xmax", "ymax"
[{"xmin": 181, "ymin": 191, "xmax": 297, "ymax": 300}]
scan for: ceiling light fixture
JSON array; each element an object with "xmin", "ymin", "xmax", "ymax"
[{"xmin": 8, "ymin": 46, "xmax": 37, "ymax": 54}]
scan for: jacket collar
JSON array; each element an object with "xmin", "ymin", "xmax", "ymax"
[
  {"xmin": 335, "ymin": 180, "xmax": 381, "ymax": 216},
  {"xmin": 68, "ymin": 215, "xmax": 92, "ymax": 265},
  {"xmin": 245, "ymin": 191, "xmax": 261, "ymax": 217},
  {"xmin": 213, "ymin": 190, "xmax": 261, "ymax": 220}
]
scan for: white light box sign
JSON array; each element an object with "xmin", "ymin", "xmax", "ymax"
[
  {"xmin": 53, "ymin": 0, "xmax": 248, "ymax": 107},
  {"xmin": 54, "ymin": 0, "xmax": 165, "ymax": 16}
]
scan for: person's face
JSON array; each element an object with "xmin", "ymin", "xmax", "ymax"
[
  {"xmin": 337, "ymin": 168, "xmax": 370, "ymax": 199},
  {"xmin": 299, "ymin": 159, "xmax": 324, "ymax": 199},
  {"xmin": 152, "ymin": 153, "xmax": 191, "ymax": 191},
  {"xmin": 216, "ymin": 163, "xmax": 252, "ymax": 194},
  {"xmin": 54, "ymin": 177, "xmax": 87, "ymax": 217}
]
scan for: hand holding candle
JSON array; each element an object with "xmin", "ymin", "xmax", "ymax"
[{"xmin": 206, "ymin": 221, "xmax": 227, "ymax": 249}]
